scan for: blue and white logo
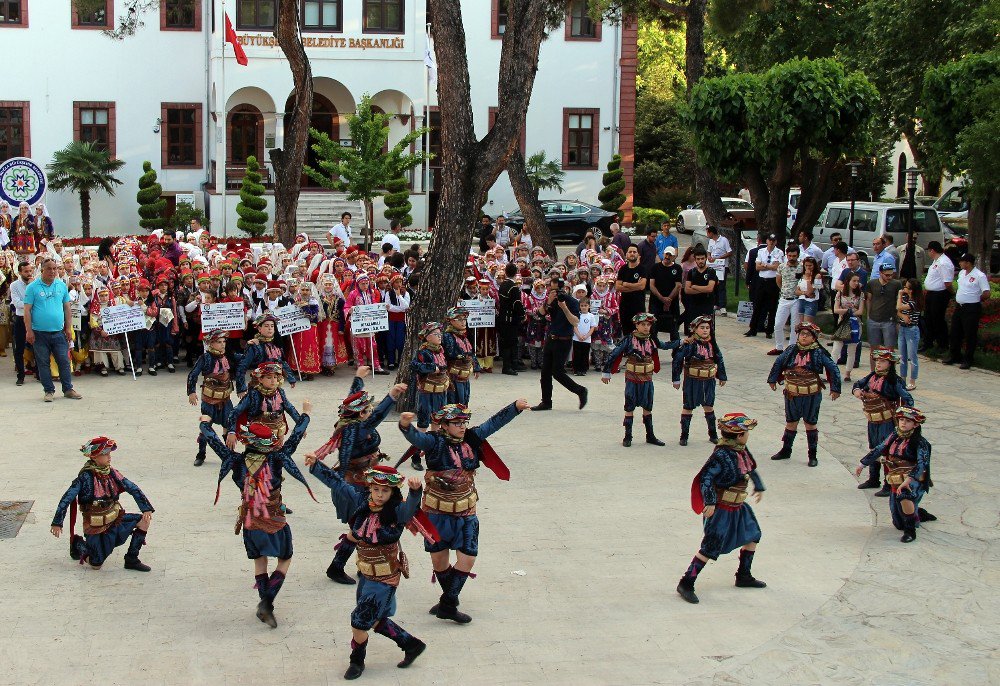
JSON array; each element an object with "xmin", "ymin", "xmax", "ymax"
[{"xmin": 0, "ymin": 157, "xmax": 47, "ymax": 207}]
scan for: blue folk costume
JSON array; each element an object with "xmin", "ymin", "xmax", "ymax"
[
  {"xmin": 310, "ymin": 465, "xmax": 436, "ymax": 679},
  {"xmin": 677, "ymin": 414, "xmax": 766, "ymax": 605},
  {"xmin": 310, "ymin": 375, "xmax": 398, "ymax": 584},
  {"xmin": 410, "ymin": 323, "xmax": 449, "ymax": 430},
  {"xmin": 52, "ymin": 437, "xmax": 154, "ymax": 571},
  {"xmin": 442, "ymin": 311, "xmax": 481, "ymax": 406},
  {"xmin": 234, "ymin": 321, "xmax": 297, "ymax": 394},
  {"xmin": 672, "ymin": 320, "xmax": 728, "ymax": 446},
  {"xmin": 766, "ymin": 324, "xmax": 842, "ymax": 466},
  {"xmin": 602, "ymin": 316, "xmax": 681, "ymax": 447},
  {"xmin": 399, "ymin": 402, "xmax": 522, "ymax": 623},
  {"xmin": 859, "ymin": 407, "xmax": 933, "ymax": 542},
  {"xmin": 227, "ymin": 380, "xmax": 301, "ymax": 444},
  {"xmin": 853, "ymin": 348, "xmax": 914, "ymax": 489},
  {"xmin": 187, "ymin": 331, "xmax": 237, "ymax": 466}
]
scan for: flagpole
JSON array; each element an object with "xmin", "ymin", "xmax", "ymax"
[
  {"xmin": 423, "ymin": 22, "xmax": 431, "ymax": 231},
  {"xmin": 220, "ymin": 0, "xmax": 228, "ymax": 238}
]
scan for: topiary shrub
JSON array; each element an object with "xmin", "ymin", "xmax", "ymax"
[
  {"xmin": 598, "ymin": 154, "xmax": 626, "ymax": 218},
  {"xmin": 383, "ymin": 174, "xmax": 413, "ymax": 227},
  {"xmin": 137, "ymin": 161, "xmax": 167, "ymax": 230},
  {"xmin": 236, "ymin": 156, "xmax": 269, "ymax": 237}
]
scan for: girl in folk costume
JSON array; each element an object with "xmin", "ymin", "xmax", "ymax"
[
  {"xmin": 199, "ymin": 403, "xmax": 315, "ymax": 628},
  {"xmin": 88, "ymin": 286, "xmax": 126, "ymax": 375},
  {"xmin": 187, "ymin": 329, "xmax": 238, "ymax": 467},
  {"xmin": 397, "ymin": 400, "xmax": 531, "ymax": 623},
  {"xmin": 12, "ymin": 202, "xmax": 35, "ymax": 255},
  {"xmin": 766, "ymin": 322, "xmax": 842, "ymax": 467},
  {"xmin": 852, "ymin": 347, "xmax": 914, "ymax": 495},
  {"xmin": 856, "ymin": 406, "xmax": 935, "ymax": 543},
  {"xmin": 672, "ymin": 315, "xmax": 728, "ymax": 447},
  {"xmin": 147, "ymin": 274, "xmax": 179, "ymax": 374},
  {"xmin": 475, "ymin": 278, "xmax": 498, "ymax": 372},
  {"xmin": 677, "ymin": 413, "xmax": 766, "ymax": 605},
  {"xmin": 51, "ymin": 437, "xmax": 154, "ymax": 572},
  {"xmin": 228, "ymin": 362, "xmax": 303, "ymax": 449},
  {"xmin": 68, "ymin": 274, "xmax": 90, "ymax": 372},
  {"xmin": 443, "ymin": 306, "xmax": 481, "ymax": 406},
  {"xmin": 235, "ymin": 313, "xmax": 297, "ymax": 396},
  {"xmin": 32, "ymin": 203, "xmax": 54, "ymax": 251},
  {"xmin": 317, "ymin": 273, "xmax": 349, "ymax": 374},
  {"xmin": 287, "ymin": 281, "xmax": 321, "ymax": 379},
  {"xmin": 521, "ymin": 278, "xmax": 549, "ymax": 370},
  {"xmin": 346, "ymin": 273, "xmax": 388, "ymax": 374},
  {"xmin": 384, "ymin": 273, "xmax": 410, "ymax": 370},
  {"xmin": 303, "ymin": 368, "xmax": 409, "ymax": 584},
  {"xmin": 601, "ymin": 312, "xmax": 683, "ymax": 447},
  {"xmin": 302, "ymin": 461, "xmax": 434, "ymax": 680},
  {"xmin": 589, "ymin": 275, "xmax": 620, "ymax": 371}
]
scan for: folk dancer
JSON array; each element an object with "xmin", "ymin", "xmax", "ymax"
[
  {"xmin": 672, "ymin": 315, "xmax": 728, "ymax": 446},
  {"xmin": 228, "ymin": 361, "xmax": 303, "ymax": 448},
  {"xmin": 405, "ymin": 322, "xmax": 450, "ymax": 471},
  {"xmin": 442, "ymin": 306, "xmax": 481, "ymax": 406},
  {"xmin": 234, "ymin": 313, "xmax": 297, "ymax": 397},
  {"xmin": 187, "ymin": 329, "xmax": 237, "ymax": 466},
  {"xmin": 766, "ymin": 322, "xmax": 842, "ymax": 467}
]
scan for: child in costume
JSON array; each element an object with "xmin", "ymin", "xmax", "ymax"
[
  {"xmin": 303, "ymin": 461, "xmax": 434, "ymax": 680},
  {"xmin": 855, "ymin": 406, "xmax": 935, "ymax": 543},
  {"xmin": 521, "ymin": 278, "xmax": 549, "ymax": 369},
  {"xmin": 187, "ymin": 329, "xmax": 237, "ymax": 466},
  {"xmin": 51, "ymin": 436, "xmax": 154, "ymax": 572},
  {"xmin": 235, "ymin": 313, "xmax": 297, "ymax": 396},
  {"xmin": 442, "ymin": 306, "xmax": 481, "ymax": 406},
  {"xmin": 766, "ymin": 322, "xmax": 842, "ymax": 467},
  {"xmin": 601, "ymin": 312, "xmax": 682, "ymax": 447},
  {"xmin": 228, "ymin": 361, "xmax": 303, "ymax": 447},
  {"xmin": 199, "ymin": 404, "xmax": 314, "ymax": 628},
  {"xmin": 305, "ymin": 367, "xmax": 408, "ymax": 584},
  {"xmin": 852, "ymin": 347, "xmax": 914, "ymax": 495},
  {"xmin": 677, "ymin": 413, "xmax": 765, "ymax": 604},
  {"xmin": 672, "ymin": 315, "xmax": 728, "ymax": 446},
  {"xmin": 406, "ymin": 321, "xmax": 450, "ymax": 471},
  {"xmin": 398, "ymin": 399, "xmax": 530, "ymax": 623}
]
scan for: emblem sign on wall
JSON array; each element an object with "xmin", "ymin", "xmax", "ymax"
[{"xmin": 0, "ymin": 157, "xmax": 47, "ymax": 207}]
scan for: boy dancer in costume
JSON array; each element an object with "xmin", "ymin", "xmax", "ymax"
[
  {"xmin": 766, "ymin": 322, "xmax": 842, "ymax": 467},
  {"xmin": 852, "ymin": 347, "xmax": 914, "ymax": 495},
  {"xmin": 855, "ymin": 406, "xmax": 934, "ymax": 542},
  {"xmin": 235, "ymin": 313, "xmax": 297, "ymax": 397},
  {"xmin": 51, "ymin": 436, "xmax": 154, "ymax": 572},
  {"xmin": 227, "ymin": 362, "xmax": 302, "ymax": 449},
  {"xmin": 677, "ymin": 413, "xmax": 765, "ymax": 604},
  {"xmin": 406, "ymin": 322, "xmax": 450, "ymax": 471},
  {"xmin": 601, "ymin": 312, "xmax": 682, "ymax": 447},
  {"xmin": 397, "ymin": 399, "xmax": 530, "ymax": 623},
  {"xmin": 442, "ymin": 306, "xmax": 481, "ymax": 406},
  {"xmin": 306, "ymin": 367, "xmax": 409, "ymax": 585},
  {"xmin": 302, "ymin": 460, "xmax": 435, "ymax": 679},
  {"xmin": 187, "ymin": 329, "xmax": 237, "ymax": 466},
  {"xmin": 672, "ymin": 315, "xmax": 728, "ymax": 447},
  {"xmin": 199, "ymin": 403, "xmax": 314, "ymax": 628}
]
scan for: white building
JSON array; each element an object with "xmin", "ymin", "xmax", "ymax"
[{"xmin": 1, "ymin": 0, "xmax": 636, "ymax": 239}]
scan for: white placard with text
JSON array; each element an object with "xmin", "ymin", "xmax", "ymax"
[
  {"xmin": 201, "ymin": 301, "xmax": 246, "ymax": 332},
  {"xmin": 350, "ymin": 303, "xmax": 389, "ymax": 336}
]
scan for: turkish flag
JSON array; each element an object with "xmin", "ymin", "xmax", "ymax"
[{"xmin": 225, "ymin": 13, "xmax": 248, "ymax": 66}]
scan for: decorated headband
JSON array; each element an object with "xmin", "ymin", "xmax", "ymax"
[
  {"xmin": 339, "ymin": 390, "xmax": 374, "ymax": 417},
  {"xmin": 419, "ymin": 321, "xmax": 443, "ymax": 340},
  {"xmin": 717, "ymin": 413, "xmax": 758, "ymax": 434},
  {"xmin": 205, "ymin": 329, "xmax": 228, "ymax": 343},
  {"xmin": 690, "ymin": 315, "xmax": 713, "ymax": 329},
  {"xmin": 254, "ymin": 313, "xmax": 278, "ymax": 328},
  {"xmin": 445, "ymin": 306, "xmax": 468, "ymax": 320},
  {"xmin": 364, "ymin": 465, "xmax": 405, "ymax": 488},
  {"xmin": 251, "ymin": 361, "xmax": 284, "ymax": 379},
  {"xmin": 81, "ymin": 436, "xmax": 117, "ymax": 458},
  {"xmin": 895, "ymin": 406, "xmax": 926, "ymax": 425},
  {"xmin": 795, "ymin": 322, "xmax": 821, "ymax": 337},
  {"xmin": 632, "ymin": 312, "xmax": 657, "ymax": 324},
  {"xmin": 871, "ymin": 346, "xmax": 900, "ymax": 363},
  {"xmin": 237, "ymin": 422, "xmax": 280, "ymax": 452},
  {"xmin": 433, "ymin": 403, "xmax": 471, "ymax": 424}
]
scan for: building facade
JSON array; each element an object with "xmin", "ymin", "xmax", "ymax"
[{"xmin": 1, "ymin": 0, "xmax": 635, "ymax": 238}]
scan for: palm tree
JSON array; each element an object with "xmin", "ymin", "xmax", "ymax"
[
  {"xmin": 46, "ymin": 141, "xmax": 125, "ymax": 238},
  {"xmin": 524, "ymin": 151, "xmax": 565, "ymax": 195}
]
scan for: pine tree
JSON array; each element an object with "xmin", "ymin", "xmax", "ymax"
[
  {"xmin": 598, "ymin": 154, "xmax": 626, "ymax": 218},
  {"xmin": 236, "ymin": 156, "xmax": 269, "ymax": 236},
  {"xmin": 383, "ymin": 175, "xmax": 413, "ymax": 228},
  {"xmin": 137, "ymin": 160, "xmax": 167, "ymax": 230}
]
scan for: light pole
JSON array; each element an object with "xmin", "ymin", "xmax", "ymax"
[
  {"xmin": 901, "ymin": 166, "xmax": 921, "ymax": 278},
  {"xmin": 846, "ymin": 161, "xmax": 862, "ymax": 250}
]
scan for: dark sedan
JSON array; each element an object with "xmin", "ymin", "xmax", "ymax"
[{"xmin": 504, "ymin": 200, "xmax": 618, "ymax": 242}]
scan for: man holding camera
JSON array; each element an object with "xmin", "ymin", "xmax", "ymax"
[{"xmin": 531, "ymin": 276, "xmax": 588, "ymax": 412}]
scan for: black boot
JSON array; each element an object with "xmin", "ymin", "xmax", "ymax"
[
  {"xmin": 705, "ymin": 412, "xmax": 718, "ymax": 444},
  {"xmin": 123, "ymin": 529, "xmax": 150, "ymax": 571},
  {"xmin": 735, "ymin": 549, "xmax": 766, "ymax": 588},
  {"xmin": 255, "ymin": 599, "xmax": 277, "ymax": 628},
  {"xmin": 69, "ymin": 534, "xmax": 85, "ymax": 560},
  {"xmin": 874, "ymin": 483, "xmax": 891, "ymax": 497},
  {"xmin": 900, "ymin": 514, "xmax": 917, "ymax": 543},
  {"xmin": 918, "ymin": 507, "xmax": 937, "ymax": 522},
  {"xmin": 771, "ymin": 429, "xmax": 795, "ymax": 460},
  {"xmin": 374, "ymin": 619, "xmax": 426, "ymax": 668},
  {"xmin": 622, "ymin": 416, "xmax": 633, "ymax": 448},
  {"xmin": 643, "ymin": 415, "xmax": 665, "ymax": 446},
  {"xmin": 676, "ymin": 577, "xmax": 699, "ymax": 604},
  {"xmin": 194, "ymin": 436, "xmax": 206, "ymax": 466},
  {"xmin": 679, "ymin": 414, "xmax": 692, "ymax": 446},
  {"xmin": 806, "ymin": 429, "xmax": 819, "ymax": 467},
  {"xmin": 327, "ymin": 536, "xmax": 357, "ymax": 584},
  {"xmin": 429, "ymin": 567, "xmax": 452, "ymax": 615},
  {"xmin": 344, "ymin": 640, "xmax": 367, "ymax": 680},
  {"xmin": 435, "ymin": 569, "xmax": 473, "ymax": 623},
  {"xmin": 398, "ymin": 636, "xmax": 427, "ymax": 668}
]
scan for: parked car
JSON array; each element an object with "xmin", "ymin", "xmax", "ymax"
[
  {"xmin": 812, "ymin": 201, "xmax": 945, "ymax": 271},
  {"xmin": 894, "ymin": 195, "xmax": 940, "ymax": 206},
  {"xmin": 691, "ymin": 209, "xmax": 758, "ymax": 252},
  {"xmin": 943, "ymin": 222, "xmax": 969, "ymax": 252},
  {"xmin": 503, "ymin": 200, "xmax": 617, "ymax": 242},
  {"xmin": 675, "ymin": 197, "xmax": 753, "ymax": 234},
  {"xmin": 787, "ymin": 187, "xmax": 801, "ymax": 230}
]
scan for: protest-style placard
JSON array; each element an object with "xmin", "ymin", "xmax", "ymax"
[
  {"xmin": 201, "ymin": 301, "xmax": 246, "ymax": 332},
  {"xmin": 101, "ymin": 304, "xmax": 146, "ymax": 336},
  {"xmin": 736, "ymin": 301, "xmax": 754, "ymax": 324},
  {"xmin": 273, "ymin": 304, "xmax": 311, "ymax": 336},
  {"xmin": 350, "ymin": 303, "xmax": 389, "ymax": 336}
]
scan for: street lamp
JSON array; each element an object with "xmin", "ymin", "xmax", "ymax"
[
  {"xmin": 846, "ymin": 161, "xmax": 862, "ymax": 250},
  {"xmin": 900, "ymin": 166, "xmax": 921, "ymax": 278}
]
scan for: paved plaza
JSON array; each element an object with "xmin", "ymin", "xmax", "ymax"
[{"xmin": 1, "ymin": 314, "xmax": 998, "ymax": 685}]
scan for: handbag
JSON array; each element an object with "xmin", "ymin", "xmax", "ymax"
[{"xmin": 831, "ymin": 315, "xmax": 852, "ymax": 342}]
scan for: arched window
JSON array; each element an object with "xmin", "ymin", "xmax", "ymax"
[{"xmin": 896, "ymin": 152, "xmax": 907, "ymax": 198}]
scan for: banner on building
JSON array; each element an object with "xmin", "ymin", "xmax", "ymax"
[{"xmin": 350, "ymin": 303, "xmax": 389, "ymax": 336}]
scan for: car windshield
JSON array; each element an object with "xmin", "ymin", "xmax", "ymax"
[
  {"xmin": 789, "ymin": 193, "xmax": 800, "ymax": 209},
  {"xmin": 886, "ymin": 209, "xmax": 939, "ymax": 233},
  {"xmin": 723, "ymin": 200, "xmax": 754, "ymax": 211},
  {"xmin": 934, "ymin": 188, "xmax": 967, "ymax": 213}
]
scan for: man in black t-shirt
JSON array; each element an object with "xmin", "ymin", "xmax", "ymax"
[
  {"xmin": 616, "ymin": 245, "xmax": 647, "ymax": 337},
  {"xmin": 683, "ymin": 246, "xmax": 718, "ymax": 333},
  {"xmin": 650, "ymin": 246, "xmax": 683, "ymax": 342}
]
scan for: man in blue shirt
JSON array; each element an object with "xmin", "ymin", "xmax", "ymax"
[
  {"xmin": 24, "ymin": 257, "xmax": 82, "ymax": 402},
  {"xmin": 655, "ymin": 222, "xmax": 679, "ymax": 261},
  {"xmin": 870, "ymin": 236, "xmax": 892, "ymax": 277}
]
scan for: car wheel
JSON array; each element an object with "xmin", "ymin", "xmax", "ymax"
[{"xmin": 676, "ymin": 217, "xmax": 687, "ymax": 234}]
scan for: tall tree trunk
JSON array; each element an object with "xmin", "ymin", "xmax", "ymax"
[
  {"xmin": 80, "ymin": 190, "xmax": 91, "ymax": 239},
  {"xmin": 969, "ymin": 191, "xmax": 999, "ymax": 273},
  {"xmin": 364, "ymin": 199, "xmax": 375, "ymax": 252},
  {"xmin": 794, "ymin": 157, "xmax": 838, "ymax": 236},
  {"xmin": 394, "ymin": 0, "xmax": 549, "ymax": 408},
  {"xmin": 762, "ymin": 150, "xmax": 796, "ymax": 244},
  {"xmin": 507, "ymin": 149, "xmax": 557, "ymax": 257},
  {"xmin": 902, "ymin": 125, "xmax": 942, "ymax": 196},
  {"xmin": 269, "ymin": 2, "xmax": 313, "ymax": 248}
]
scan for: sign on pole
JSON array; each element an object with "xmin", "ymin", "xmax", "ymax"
[
  {"xmin": 460, "ymin": 299, "xmax": 496, "ymax": 328},
  {"xmin": 201, "ymin": 301, "xmax": 246, "ymax": 332},
  {"xmin": 101, "ymin": 304, "xmax": 147, "ymax": 336},
  {"xmin": 736, "ymin": 301, "xmax": 754, "ymax": 324},
  {"xmin": 70, "ymin": 302, "xmax": 83, "ymax": 332},
  {"xmin": 350, "ymin": 303, "xmax": 389, "ymax": 336},
  {"xmin": 273, "ymin": 304, "xmax": 311, "ymax": 336}
]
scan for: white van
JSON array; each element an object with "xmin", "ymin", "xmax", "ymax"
[{"xmin": 812, "ymin": 201, "xmax": 944, "ymax": 269}]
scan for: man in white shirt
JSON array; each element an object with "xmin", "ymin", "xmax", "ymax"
[
  {"xmin": 706, "ymin": 226, "xmax": 732, "ymax": 316},
  {"xmin": 921, "ymin": 240, "xmax": 954, "ymax": 352},
  {"xmin": 821, "ymin": 232, "xmax": 856, "ymax": 272},
  {"xmin": 9, "ymin": 260, "xmax": 34, "ymax": 385},
  {"xmin": 327, "ymin": 211, "xmax": 353, "ymax": 250},
  {"xmin": 746, "ymin": 234, "xmax": 783, "ymax": 337},
  {"xmin": 381, "ymin": 219, "xmax": 402, "ymax": 253},
  {"xmin": 943, "ymin": 253, "xmax": 991, "ymax": 370},
  {"xmin": 797, "ymin": 229, "xmax": 824, "ymax": 263}
]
